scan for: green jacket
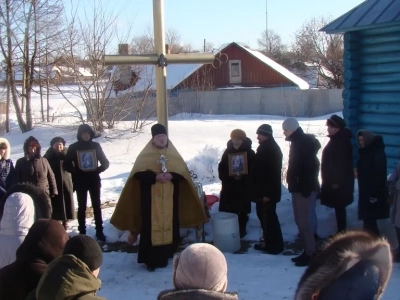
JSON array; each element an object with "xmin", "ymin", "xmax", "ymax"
[{"xmin": 26, "ymin": 255, "xmax": 106, "ymax": 300}]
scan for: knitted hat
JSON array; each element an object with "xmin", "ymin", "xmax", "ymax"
[
  {"xmin": 173, "ymin": 243, "xmax": 228, "ymax": 292},
  {"xmin": 230, "ymin": 129, "xmax": 246, "ymax": 141},
  {"xmin": 63, "ymin": 235, "xmax": 103, "ymax": 271},
  {"xmin": 282, "ymin": 118, "xmax": 299, "ymax": 132},
  {"xmin": 50, "ymin": 137, "xmax": 66, "ymax": 147},
  {"xmin": 256, "ymin": 124, "xmax": 273, "ymax": 137},
  {"xmin": 327, "ymin": 115, "xmax": 346, "ymax": 129},
  {"xmin": 151, "ymin": 124, "xmax": 167, "ymax": 137}
]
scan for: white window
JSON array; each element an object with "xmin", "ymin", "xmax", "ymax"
[{"xmin": 229, "ymin": 60, "xmax": 242, "ymax": 84}]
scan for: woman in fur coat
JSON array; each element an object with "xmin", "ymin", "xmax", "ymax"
[
  {"xmin": 44, "ymin": 137, "xmax": 75, "ymax": 229},
  {"xmin": 0, "ymin": 137, "xmax": 15, "ymax": 198}
]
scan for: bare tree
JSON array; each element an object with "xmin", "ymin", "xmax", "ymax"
[
  {"xmin": 131, "ymin": 26, "xmax": 194, "ymax": 54},
  {"xmin": 55, "ymin": 0, "xmax": 155, "ymax": 134},
  {"xmin": 0, "ymin": 0, "xmax": 64, "ymax": 132},
  {"xmin": 257, "ymin": 29, "xmax": 287, "ymax": 62},
  {"xmin": 292, "ymin": 16, "xmax": 344, "ymax": 88}
]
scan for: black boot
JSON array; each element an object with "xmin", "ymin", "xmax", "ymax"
[
  {"xmin": 238, "ymin": 213, "xmax": 248, "ymax": 239},
  {"xmin": 294, "ymin": 253, "xmax": 311, "ymax": 267},
  {"xmin": 96, "ymin": 229, "xmax": 106, "ymax": 242},
  {"xmin": 291, "ymin": 251, "xmax": 306, "ymax": 263},
  {"xmin": 254, "ymin": 240, "xmax": 266, "ymax": 251}
]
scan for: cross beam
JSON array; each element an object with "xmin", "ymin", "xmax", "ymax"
[{"xmin": 103, "ymin": 0, "xmax": 215, "ymax": 131}]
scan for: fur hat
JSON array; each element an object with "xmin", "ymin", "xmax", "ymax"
[
  {"xmin": 326, "ymin": 114, "xmax": 346, "ymax": 129},
  {"xmin": 0, "ymin": 138, "xmax": 11, "ymax": 160},
  {"xmin": 151, "ymin": 124, "xmax": 167, "ymax": 137},
  {"xmin": 230, "ymin": 129, "xmax": 246, "ymax": 141},
  {"xmin": 173, "ymin": 243, "xmax": 228, "ymax": 292},
  {"xmin": 50, "ymin": 137, "xmax": 66, "ymax": 147},
  {"xmin": 282, "ymin": 118, "xmax": 299, "ymax": 132},
  {"xmin": 295, "ymin": 230, "xmax": 392, "ymax": 300},
  {"xmin": 63, "ymin": 235, "xmax": 103, "ymax": 271},
  {"xmin": 23, "ymin": 136, "xmax": 41, "ymax": 158},
  {"xmin": 256, "ymin": 124, "xmax": 273, "ymax": 137}
]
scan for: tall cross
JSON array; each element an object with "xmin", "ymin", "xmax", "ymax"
[
  {"xmin": 103, "ymin": 0, "xmax": 215, "ymax": 131},
  {"xmin": 157, "ymin": 155, "xmax": 169, "ymax": 173}
]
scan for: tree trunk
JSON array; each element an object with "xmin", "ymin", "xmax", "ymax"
[{"xmin": 5, "ymin": 73, "xmax": 10, "ymax": 133}]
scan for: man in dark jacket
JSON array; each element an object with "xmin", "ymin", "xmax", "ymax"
[
  {"xmin": 320, "ymin": 115, "xmax": 354, "ymax": 234},
  {"xmin": 0, "ymin": 219, "xmax": 69, "ymax": 300},
  {"xmin": 251, "ymin": 124, "xmax": 284, "ymax": 254},
  {"xmin": 63, "ymin": 124, "xmax": 109, "ymax": 241},
  {"xmin": 283, "ymin": 118, "xmax": 316, "ymax": 266}
]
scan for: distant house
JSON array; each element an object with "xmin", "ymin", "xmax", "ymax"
[
  {"xmin": 321, "ymin": 0, "xmax": 400, "ymax": 172},
  {"xmin": 171, "ymin": 42, "xmax": 309, "ymax": 93},
  {"xmin": 289, "ymin": 62, "xmax": 333, "ymax": 89}
]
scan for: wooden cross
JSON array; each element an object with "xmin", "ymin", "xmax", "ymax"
[
  {"xmin": 157, "ymin": 154, "xmax": 169, "ymax": 173},
  {"xmin": 103, "ymin": 0, "xmax": 215, "ymax": 131}
]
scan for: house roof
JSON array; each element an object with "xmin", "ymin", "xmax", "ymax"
[
  {"xmin": 321, "ymin": 0, "xmax": 400, "ymax": 33},
  {"xmin": 171, "ymin": 42, "xmax": 309, "ymax": 90}
]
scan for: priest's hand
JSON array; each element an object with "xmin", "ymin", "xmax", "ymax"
[
  {"xmin": 163, "ymin": 173, "xmax": 173, "ymax": 181},
  {"xmin": 156, "ymin": 173, "xmax": 169, "ymax": 183}
]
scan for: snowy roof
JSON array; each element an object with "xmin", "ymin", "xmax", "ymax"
[
  {"xmin": 171, "ymin": 42, "xmax": 310, "ymax": 90},
  {"xmin": 78, "ymin": 67, "xmax": 93, "ymax": 77},
  {"xmin": 235, "ymin": 44, "xmax": 309, "ymax": 90}
]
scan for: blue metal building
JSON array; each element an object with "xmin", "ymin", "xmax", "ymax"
[{"xmin": 322, "ymin": 0, "xmax": 400, "ymax": 171}]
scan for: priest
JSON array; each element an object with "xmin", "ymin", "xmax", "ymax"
[{"xmin": 111, "ymin": 124, "xmax": 208, "ymax": 271}]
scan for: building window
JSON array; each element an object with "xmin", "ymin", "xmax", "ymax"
[
  {"xmin": 231, "ymin": 63, "xmax": 240, "ymax": 77},
  {"xmin": 229, "ymin": 60, "xmax": 242, "ymax": 84}
]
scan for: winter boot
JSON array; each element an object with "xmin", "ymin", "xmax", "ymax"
[
  {"xmin": 291, "ymin": 251, "xmax": 306, "ymax": 263},
  {"xmin": 294, "ymin": 253, "xmax": 311, "ymax": 267},
  {"xmin": 96, "ymin": 229, "xmax": 106, "ymax": 242},
  {"xmin": 254, "ymin": 240, "xmax": 266, "ymax": 251}
]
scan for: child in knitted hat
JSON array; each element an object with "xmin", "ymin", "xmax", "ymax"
[{"xmin": 157, "ymin": 243, "xmax": 238, "ymax": 299}]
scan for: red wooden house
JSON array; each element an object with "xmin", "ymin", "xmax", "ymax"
[{"xmin": 171, "ymin": 42, "xmax": 309, "ymax": 92}]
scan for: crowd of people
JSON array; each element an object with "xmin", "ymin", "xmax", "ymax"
[
  {"xmin": 0, "ymin": 118, "xmax": 399, "ymax": 299},
  {"xmin": 0, "ymin": 124, "xmax": 110, "ymax": 242},
  {"xmin": 217, "ymin": 114, "xmax": 400, "ymax": 267}
]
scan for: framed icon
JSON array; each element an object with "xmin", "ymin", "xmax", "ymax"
[
  {"xmin": 228, "ymin": 152, "xmax": 248, "ymax": 176},
  {"xmin": 77, "ymin": 149, "xmax": 97, "ymax": 172}
]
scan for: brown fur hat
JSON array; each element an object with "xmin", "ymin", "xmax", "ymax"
[
  {"xmin": 230, "ymin": 129, "xmax": 246, "ymax": 141},
  {"xmin": 295, "ymin": 230, "xmax": 392, "ymax": 300}
]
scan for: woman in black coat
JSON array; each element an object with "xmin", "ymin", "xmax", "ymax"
[
  {"xmin": 320, "ymin": 115, "xmax": 355, "ymax": 234},
  {"xmin": 357, "ymin": 130, "xmax": 390, "ymax": 236},
  {"xmin": 218, "ymin": 129, "xmax": 255, "ymax": 238},
  {"xmin": 44, "ymin": 137, "xmax": 75, "ymax": 229}
]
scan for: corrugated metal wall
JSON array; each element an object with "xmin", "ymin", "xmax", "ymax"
[{"xmin": 343, "ymin": 24, "xmax": 400, "ymax": 172}]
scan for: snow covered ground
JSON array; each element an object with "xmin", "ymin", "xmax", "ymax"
[{"xmin": 2, "ymin": 91, "xmax": 399, "ymax": 299}]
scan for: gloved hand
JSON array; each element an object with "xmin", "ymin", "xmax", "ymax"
[{"xmin": 301, "ymin": 190, "xmax": 311, "ymax": 198}]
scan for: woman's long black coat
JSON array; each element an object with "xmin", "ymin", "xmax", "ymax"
[
  {"xmin": 44, "ymin": 147, "xmax": 75, "ymax": 221},
  {"xmin": 218, "ymin": 138, "xmax": 255, "ymax": 214},
  {"xmin": 320, "ymin": 128, "xmax": 355, "ymax": 208},
  {"xmin": 357, "ymin": 135, "xmax": 390, "ymax": 220}
]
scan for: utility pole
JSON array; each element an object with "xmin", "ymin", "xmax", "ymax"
[{"xmin": 265, "ymin": 0, "xmax": 268, "ymax": 37}]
